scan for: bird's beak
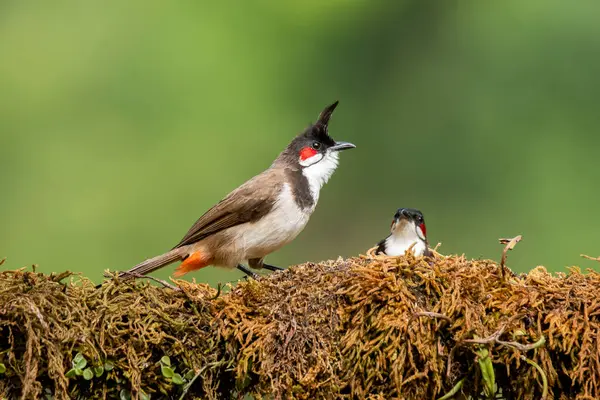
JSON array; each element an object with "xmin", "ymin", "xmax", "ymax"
[{"xmin": 329, "ymin": 141, "xmax": 356, "ymax": 152}]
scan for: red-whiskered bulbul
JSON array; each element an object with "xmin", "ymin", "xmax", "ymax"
[
  {"xmin": 117, "ymin": 101, "xmax": 355, "ymax": 280},
  {"xmin": 375, "ymin": 208, "xmax": 432, "ymax": 257}
]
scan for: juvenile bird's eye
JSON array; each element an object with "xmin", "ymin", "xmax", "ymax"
[{"xmin": 312, "ymin": 141, "xmax": 321, "ymax": 150}]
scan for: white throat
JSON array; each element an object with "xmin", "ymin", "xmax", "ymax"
[
  {"xmin": 384, "ymin": 221, "xmax": 426, "ymax": 256},
  {"xmin": 301, "ymin": 150, "xmax": 339, "ymax": 205}
]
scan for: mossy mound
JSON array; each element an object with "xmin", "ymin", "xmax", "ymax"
[
  {"xmin": 1, "ymin": 251, "xmax": 599, "ymax": 399},
  {"xmin": 0, "ymin": 269, "xmax": 227, "ymax": 400}
]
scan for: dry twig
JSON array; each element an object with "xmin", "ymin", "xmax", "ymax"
[
  {"xmin": 413, "ymin": 311, "xmax": 452, "ymax": 323},
  {"xmin": 119, "ymin": 271, "xmax": 181, "ymax": 291},
  {"xmin": 499, "ymin": 235, "xmax": 522, "ymax": 279},
  {"xmin": 581, "ymin": 254, "xmax": 600, "ymax": 262}
]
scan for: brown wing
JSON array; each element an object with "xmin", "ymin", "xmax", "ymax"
[{"xmin": 173, "ymin": 169, "xmax": 284, "ymax": 249}]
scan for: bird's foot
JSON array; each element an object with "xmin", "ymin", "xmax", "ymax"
[{"xmin": 237, "ymin": 264, "xmax": 260, "ymax": 280}]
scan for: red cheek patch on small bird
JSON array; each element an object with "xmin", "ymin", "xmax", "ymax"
[
  {"xmin": 419, "ymin": 223, "xmax": 427, "ymax": 237},
  {"xmin": 299, "ymin": 147, "xmax": 318, "ymax": 161}
]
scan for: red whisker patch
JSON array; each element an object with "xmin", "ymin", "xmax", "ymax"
[
  {"xmin": 300, "ymin": 147, "xmax": 318, "ymax": 161},
  {"xmin": 419, "ymin": 223, "xmax": 427, "ymax": 237}
]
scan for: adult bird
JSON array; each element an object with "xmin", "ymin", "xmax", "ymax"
[{"xmin": 116, "ymin": 101, "xmax": 355, "ymax": 280}]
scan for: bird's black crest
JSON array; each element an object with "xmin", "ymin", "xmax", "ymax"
[
  {"xmin": 297, "ymin": 101, "xmax": 339, "ymax": 146},
  {"xmin": 274, "ymin": 101, "xmax": 340, "ymax": 166},
  {"xmin": 316, "ymin": 101, "xmax": 339, "ymax": 128}
]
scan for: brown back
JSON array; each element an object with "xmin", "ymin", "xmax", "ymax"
[{"xmin": 173, "ymin": 168, "xmax": 285, "ymax": 248}]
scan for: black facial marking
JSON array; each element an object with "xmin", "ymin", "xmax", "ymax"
[
  {"xmin": 395, "ymin": 208, "xmax": 425, "ymax": 223},
  {"xmin": 375, "ymin": 237, "xmax": 388, "ymax": 255},
  {"xmin": 286, "ymin": 124, "xmax": 336, "ymax": 158},
  {"xmin": 285, "ymin": 168, "xmax": 314, "ymax": 210},
  {"xmin": 274, "ymin": 103, "xmax": 339, "ymax": 168}
]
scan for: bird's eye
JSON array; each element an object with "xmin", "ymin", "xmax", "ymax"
[{"xmin": 312, "ymin": 141, "xmax": 321, "ymax": 150}]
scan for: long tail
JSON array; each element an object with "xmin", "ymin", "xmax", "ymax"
[{"xmin": 117, "ymin": 248, "xmax": 186, "ymax": 279}]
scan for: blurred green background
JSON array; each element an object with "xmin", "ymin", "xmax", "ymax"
[{"xmin": 1, "ymin": 1, "xmax": 599, "ymax": 287}]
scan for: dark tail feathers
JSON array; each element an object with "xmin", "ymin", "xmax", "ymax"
[{"xmin": 97, "ymin": 248, "xmax": 185, "ymax": 288}]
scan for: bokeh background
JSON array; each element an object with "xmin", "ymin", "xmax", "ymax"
[{"xmin": 1, "ymin": 1, "xmax": 599, "ymax": 287}]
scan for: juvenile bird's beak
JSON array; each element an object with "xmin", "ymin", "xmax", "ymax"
[{"xmin": 329, "ymin": 141, "xmax": 356, "ymax": 152}]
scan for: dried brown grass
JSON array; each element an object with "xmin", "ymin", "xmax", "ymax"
[{"xmin": 1, "ymin": 250, "xmax": 599, "ymax": 399}]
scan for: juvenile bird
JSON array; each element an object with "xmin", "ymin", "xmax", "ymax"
[
  {"xmin": 375, "ymin": 208, "xmax": 432, "ymax": 257},
  {"xmin": 117, "ymin": 101, "xmax": 355, "ymax": 280}
]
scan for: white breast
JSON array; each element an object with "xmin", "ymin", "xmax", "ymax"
[
  {"xmin": 222, "ymin": 183, "xmax": 312, "ymax": 262},
  {"xmin": 384, "ymin": 221, "xmax": 427, "ymax": 257},
  {"xmin": 384, "ymin": 236, "xmax": 426, "ymax": 257}
]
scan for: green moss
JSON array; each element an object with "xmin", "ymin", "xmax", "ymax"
[{"xmin": 1, "ymin": 251, "xmax": 599, "ymax": 399}]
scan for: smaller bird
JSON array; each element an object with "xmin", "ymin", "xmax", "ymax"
[{"xmin": 375, "ymin": 208, "xmax": 432, "ymax": 257}]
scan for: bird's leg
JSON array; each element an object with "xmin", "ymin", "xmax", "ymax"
[
  {"xmin": 237, "ymin": 264, "xmax": 260, "ymax": 280},
  {"xmin": 262, "ymin": 263, "xmax": 284, "ymax": 271},
  {"xmin": 249, "ymin": 257, "xmax": 284, "ymax": 272}
]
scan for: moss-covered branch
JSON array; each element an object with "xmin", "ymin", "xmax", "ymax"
[{"xmin": 1, "ymin": 251, "xmax": 599, "ymax": 399}]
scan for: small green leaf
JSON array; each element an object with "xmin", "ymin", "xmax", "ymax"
[
  {"xmin": 65, "ymin": 368, "xmax": 77, "ymax": 378},
  {"xmin": 104, "ymin": 360, "xmax": 114, "ymax": 371},
  {"xmin": 160, "ymin": 356, "xmax": 171, "ymax": 367},
  {"xmin": 93, "ymin": 366, "xmax": 104, "ymax": 377},
  {"xmin": 161, "ymin": 365, "xmax": 174, "ymax": 378},
  {"xmin": 0, "ymin": 363, "xmax": 6, "ymax": 374},
  {"xmin": 119, "ymin": 389, "xmax": 131, "ymax": 400},
  {"xmin": 183, "ymin": 369, "xmax": 195, "ymax": 380},
  {"xmin": 82, "ymin": 368, "xmax": 94, "ymax": 380},
  {"xmin": 74, "ymin": 368, "xmax": 83, "ymax": 376},
  {"xmin": 73, "ymin": 353, "xmax": 87, "ymax": 370},
  {"xmin": 476, "ymin": 348, "xmax": 496, "ymax": 398},
  {"xmin": 437, "ymin": 378, "xmax": 464, "ymax": 400},
  {"xmin": 139, "ymin": 390, "xmax": 151, "ymax": 400},
  {"xmin": 171, "ymin": 373, "xmax": 184, "ymax": 385},
  {"xmin": 72, "ymin": 352, "xmax": 85, "ymax": 366}
]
